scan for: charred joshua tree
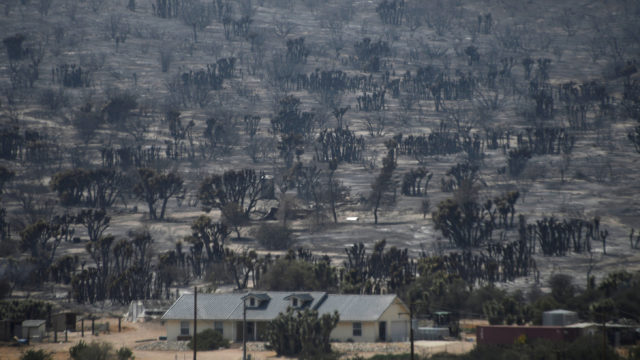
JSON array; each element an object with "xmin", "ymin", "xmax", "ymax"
[
  {"xmin": 401, "ymin": 167, "xmax": 432, "ymax": 197},
  {"xmin": 376, "ymin": 0, "xmax": 404, "ymax": 26},
  {"xmin": 198, "ymin": 168, "xmax": 270, "ymax": 218},
  {"xmin": 369, "ymin": 146, "xmax": 397, "ymax": 225},
  {"xmin": 133, "ymin": 168, "xmax": 184, "ymax": 220},
  {"xmin": 314, "ymin": 127, "xmax": 365, "ymax": 164}
]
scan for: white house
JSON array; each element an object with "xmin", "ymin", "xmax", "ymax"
[{"xmin": 161, "ymin": 291, "xmax": 410, "ymax": 342}]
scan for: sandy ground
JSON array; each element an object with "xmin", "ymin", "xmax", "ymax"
[
  {"xmin": 0, "ymin": 318, "xmax": 475, "ymax": 360},
  {"xmin": 0, "ymin": 319, "xmax": 277, "ymax": 360}
]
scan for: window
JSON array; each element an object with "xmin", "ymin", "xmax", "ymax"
[
  {"xmin": 352, "ymin": 322, "xmax": 362, "ymax": 337},
  {"xmin": 292, "ymin": 298, "xmax": 298, "ymax": 307},
  {"xmin": 180, "ymin": 321, "xmax": 189, "ymax": 336},
  {"xmin": 249, "ymin": 298, "xmax": 255, "ymax": 307},
  {"xmin": 214, "ymin": 321, "xmax": 223, "ymax": 335}
]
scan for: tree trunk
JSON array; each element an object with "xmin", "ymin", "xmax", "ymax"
[
  {"xmin": 331, "ymin": 200, "xmax": 337, "ymax": 223},
  {"xmin": 160, "ymin": 198, "xmax": 169, "ymax": 220},
  {"xmin": 374, "ymin": 206, "xmax": 379, "ymax": 225},
  {"xmin": 148, "ymin": 202, "xmax": 157, "ymax": 220}
]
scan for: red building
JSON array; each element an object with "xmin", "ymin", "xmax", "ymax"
[{"xmin": 476, "ymin": 325, "xmax": 582, "ymax": 345}]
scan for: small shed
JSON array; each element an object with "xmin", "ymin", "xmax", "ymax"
[
  {"xmin": 128, "ymin": 300, "xmax": 172, "ymax": 322},
  {"xmin": 52, "ymin": 312, "xmax": 76, "ymax": 331},
  {"xmin": 22, "ymin": 320, "xmax": 46, "ymax": 341},
  {"xmin": 543, "ymin": 309, "xmax": 578, "ymax": 326}
]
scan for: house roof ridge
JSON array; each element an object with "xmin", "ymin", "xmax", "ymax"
[{"xmin": 160, "ymin": 293, "xmax": 186, "ymax": 320}]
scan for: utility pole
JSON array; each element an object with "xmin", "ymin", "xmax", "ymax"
[
  {"xmin": 410, "ymin": 303, "xmax": 414, "ymax": 360},
  {"xmin": 193, "ymin": 286, "xmax": 197, "ymax": 360},
  {"xmin": 399, "ymin": 301, "xmax": 416, "ymax": 360},
  {"xmin": 243, "ymin": 298, "xmax": 247, "ymax": 360}
]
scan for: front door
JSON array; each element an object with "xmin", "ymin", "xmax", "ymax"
[
  {"xmin": 379, "ymin": 321, "xmax": 387, "ymax": 342},
  {"xmin": 247, "ymin": 321, "xmax": 255, "ymax": 341},
  {"xmin": 236, "ymin": 322, "xmax": 243, "ymax": 342},
  {"xmin": 236, "ymin": 321, "xmax": 255, "ymax": 341}
]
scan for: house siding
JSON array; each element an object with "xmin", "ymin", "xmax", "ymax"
[
  {"xmin": 331, "ymin": 321, "xmax": 378, "ymax": 342},
  {"xmin": 166, "ymin": 319, "xmax": 215, "ymax": 340},
  {"xmin": 223, "ymin": 320, "xmax": 235, "ymax": 341},
  {"xmin": 167, "ymin": 319, "xmax": 257, "ymax": 342},
  {"xmin": 379, "ymin": 301, "xmax": 410, "ymax": 341},
  {"xmin": 330, "ymin": 300, "xmax": 409, "ymax": 342}
]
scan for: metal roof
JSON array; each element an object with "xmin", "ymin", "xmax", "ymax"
[
  {"xmin": 162, "ymin": 293, "xmax": 242, "ymax": 321},
  {"xmin": 543, "ymin": 309, "xmax": 576, "ymax": 314},
  {"xmin": 316, "ymin": 294, "xmax": 400, "ymax": 321},
  {"xmin": 162, "ymin": 292, "xmax": 402, "ymax": 322},
  {"xmin": 22, "ymin": 320, "xmax": 46, "ymax": 327}
]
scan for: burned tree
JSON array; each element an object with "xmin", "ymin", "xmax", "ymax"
[
  {"xmin": 286, "ymin": 37, "xmax": 310, "ymax": 65},
  {"xmin": 314, "ymin": 127, "xmax": 365, "ymax": 164},
  {"xmin": 19, "ymin": 220, "xmax": 64, "ymax": 282},
  {"xmin": 189, "ymin": 215, "xmax": 230, "ymax": 263},
  {"xmin": 77, "ymin": 209, "xmax": 110, "ymax": 243},
  {"xmin": 50, "ymin": 168, "xmax": 125, "ymax": 209},
  {"xmin": 181, "ymin": 0, "xmax": 212, "ymax": 42},
  {"xmin": 198, "ymin": 168, "xmax": 269, "ymax": 218},
  {"xmin": 376, "ymin": 0, "xmax": 404, "ymax": 26},
  {"xmin": 432, "ymin": 198, "xmax": 493, "ymax": 248},
  {"xmin": 401, "ymin": 167, "xmax": 432, "ymax": 197},
  {"xmin": 369, "ymin": 147, "xmax": 397, "ymax": 225},
  {"xmin": 133, "ymin": 168, "xmax": 184, "ymax": 220}
]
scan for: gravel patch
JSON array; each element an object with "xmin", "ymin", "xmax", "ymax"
[
  {"xmin": 332, "ymin": 342, "xmax": 410, "ymax": 354},
  {"xmin": 135, "ymin": 340, "xmax": 190, "ymax": 351}
]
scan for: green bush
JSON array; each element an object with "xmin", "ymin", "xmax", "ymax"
[
  {"xmin": 116, "ymin": 346, "xmax": 134, "ymax": 360},
  {"xmin": 187, "ymin": 328, "xmax": 229, "ymax": 351},
  {"xmin": 69, "ymin": 340, "xmax": 113, "ymax": 360},
  {"xmin": 266, "ymin": 308, "xmax": 339, "ymax": 358},
  {"xmin": 20, "ymin": 349, "xmax": 53, "ymax": 360}
]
